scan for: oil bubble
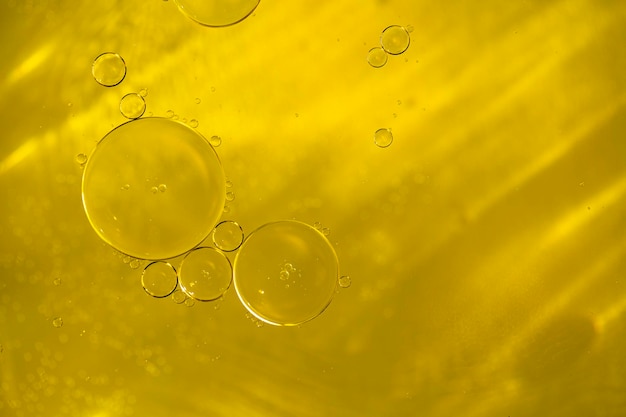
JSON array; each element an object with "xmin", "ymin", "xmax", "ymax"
[
  {"xmin": 367, "ymin": 47, "xmax": 388, "ymax": 68},
  {"xmin": 173, "ymin": 0, "xmax": 260, "ymax": 27},
  {"xmin": 185, "ymin": 297, "xmax": 196, "ymax": 307},
  {"xmin": 380, "ymin": 25, "xmax": 411, "ymax": 55},
  {"xmin": 139, "ymin": 88, "xmax": 148, "ymax": 97},
  {"xmin": 129, "ymin": 258, "xmax": 142, "ymax": 269},
  {"xmin": 75, "ymin": 153, "xmax": 88, "ymax": 165},
  {"xmin": 119, "ymin": 93, "xmax": 146, "ymax": 119},
  {"xmin": 150, "ymin": 186, "xmax": 158, "ymax": 194},
  {"xmin": 189, "ymin": 119, "xmax": 199, "ymax": 128},
  {"xmin": 52, "ymin": 317, "xmax": 64, "ymax": 328},
  {"xmin": 158, "ymin": 184, "xmax": 167, "ymax": 193},
  {"xmin": 141, "ymin": 261, "xmax": 178, "ymax": 298},
  {"xmin": 338, "ymin": 275, "xmax": 351, "ymax": 288},
  {"xmin": 374, "ymin": 128, "xmax": 393, "ymax": 148},
  {"xmin": 165, "ymin": 110, "xmax": 175, "ymax": 118},
  {"xmin": 233, "ymin": 220, "xmax": 339, "ymax": 326},
  {"xmin": 225, "ymin": 191, "xmax": 235, "ymax": 202},
  {"xmin": 212, "ymin": 220, "xmax": 244, "ymax": 252},
  {"xmin": 194, "ymin": 97, "xmax": 201, "ymax": 104},
  {"xmin": 92, "ymin": 52, "xmax": 126, "ymax": 87},
  {"xmin": 171, "ymin": 289, "xmax": 187, "ymax": 304},
  {"xmin": 82, "ymin": 117, "xmax": 226, "ymax": 260},
  {"xmin": 178, "ymin": 247, "xmax": 232, "ymax": 302},
  {"xmin": 209, "ymin": 135, "xmax": 222, "ymax": 147}
]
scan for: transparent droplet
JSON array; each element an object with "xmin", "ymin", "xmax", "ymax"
[
  {"xmin": 225, "ymin": 191, "xmax": 235, "ymax": 202},
  {"xmin": 279, "ymin": 270, "xmax": 290, "ymax": 280},
  {"xmin": 52, "ymin": 317, "xmax": 64, "ymax": 328},
  {"xmin": 367, "ymin": 47, "xmax": 388, "ymax": 68},
  {"xmin": 189, "ymin": 119, "xmax": 199, "ymax": 128},
  {"xmin": 284, "ymin": 263, "xmax": 294, "ymax": 273},
  {"xmin": 374, "ymin": 128, "xmax": 393, "ymax": 148},
  {"xmin": 158, "ymin": 184, "xmax": 167, "ymax": 193},
  {"xmin": 380, "ymin": 25, "xmax": 411, "ymax": 55},
  {"xmin": 313, "ymin": 222, "xmax": 322, "ymax": 230},
  {"xmin": 179, "ymin": 247, "xmax": 232, "ymax": 302},
  {"xmin": 165, "ymin": 110, "xmax": 175, "ymax": 118},
  {"xmin": 139, "ymin": 88, "xmax": 148, "ymax": 97},
  {"xmin": 121, "ymin": 184, "xmax": 130, "ymax": 191},
  {"xmin": 173, "ymin": 0, "xmax": 260, "ymax": 27},
  {"xmin": 171, "ymin": 289, "xmax": 187, "ymax": 304},
  {"xmin": 141, "ymin": 261, "xmax": 178, "ymax": 298},
  {"xmin": 129, "ymin": 258, "xmax": 141, "ymax": 269},
  {"xmin": 184, "ymin": 297, "xmax": 196, "ymax": 307},
  {"xmin": 338, "ymin": 275, "xmax": 351, "ymax": 288},
  {"xmin": 194, "ymin": 97, "xmax": 201, "ymax": 104},
  {"xmin": 150, "ymin": 186, "xmax": 158, "ymax": 194},
  {"xmin": 209, "ymin": 135, "xmax": 222, "ymax": 147},
  {"xmin": 223, "ymin": 205, "xmax": 231, "ymax": 213},
  {"xmin": 53, "ymin": 277, "xmax": 62, "ymax": 286},
  {"xmin": 212, "ymin": 220, "xmax": 244, "ymax": 252},
  {"xmin": 321, "ymin": 227, "xmax": 330, "ymax": 236},
  {"xmin": 119, "ymin": 93, "xmax": 146, "ymax": 119},
  {"xmin": 233, "ymin": 220, "xmax": 339, "ymax": 326},
  {"xmin": 406, "ymin": 24, "xmax": 414, "ymax": 33},
  {"xmin": 82, "ymin": 117, "xmax": 226, "ymax": 260},
  {"xmin": 225, "ymin": 180, "xmax": 233, "ymax": 188},
  {"xmin": 92, "ymin": 52, "xmax": 126, "ymax": 87},
  {"xmin": 75, "ymin": 153, "xmax": 88, "ymax": 165}
]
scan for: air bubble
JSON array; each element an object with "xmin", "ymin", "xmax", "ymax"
[
  {"xmin": 380, "ymin": 25, "xmax": 411, "ymax": 55},
  {"xmin": 374, "ymin": 128, "xmax": 393, "ymax": 148},
  {"xmin": 189, "ymin": 119, "xmax": 199, "ymax": 128},
  {"xmin": 194, "ymin": 97, "xmax": 201, "ymax": 104},
  {"xmin": 225, "ymin": 191, "xmax": 235, "ymax": 202},
  {"xmin": 75, "ymin": 153, "xmax": 88, "ymax": 165},
  {"xmin": 171, "ymin": 289, "xmax": 187, "ymax": 304},
  {"xmin": 209, "ymin": 135, "xmax": 222, "ymax": 147},
  {"xmin": 233, "ymin": 220, "xmax": 339, "ymax": 326},
  {"xmin": 212, "ymin": 220, "xmax": 244, "ymax": 252},
  {"xmin": 119, "ymin": 93, "xmax": 146, "ymax": 119},
  {"xmin": 367, "ymin": 47, "xmax": 388, "ymax": 68},
  {"xmin": 158, "ymin": 184, "xmax": 167, "ymax": 193},
  {"xmin": 81, "ymin": 117, "xmax": 226, "ymax": 260},
  {"xmin": 141, "ymin": 261, "xmax": 178, "ymax": 298},
  {"xmin": 179, "ymin": 247, "xmax": 232, "ymax": 302},
  {"xmin": 92, "ymin": 52, "xmax": 126, "ymax": 87},
  {"xmin": 165, "ymin": 110, "xmax": 175, "ymax": 118},
  {"xmin": 173, "ymin": 0, "xmax": 260, "ymax": 27},
  {"xmin": 129, "ymin": 258, "xmax": 141, "ymax": 269},
  {"xmin": 52, "ymin": 317, "xmax": 64, "ymax": 328},
  {"xmin": 338, "ymin": 275, "xmax": 352, "ymax": 288},
  {"xmin": 139, "ymin": 88, "xmax": 148, "ymax": 97}
]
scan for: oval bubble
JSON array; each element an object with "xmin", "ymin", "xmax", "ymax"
[
  {"xmin": 233, "ymin": 220, "xmax": 339, "ymax": 326},
  {"xmin": 173, "ymin": 0, "xmax": 260, "ymax": 27},
  {"xmin": 82, "ymin": 117, "xmax": 225, "ymax": 260}
]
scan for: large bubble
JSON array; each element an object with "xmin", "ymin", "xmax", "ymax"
[
  {"xmin": 233, "ymin": 220, "xmax": 339, "ymax": 326},
  {"xmin": 173, "ymin": 0, "xmax": 260, "ymax": 27},
  {"xmin": 82, "ymin": 117, "xmax": 225, "ymax": 260}
]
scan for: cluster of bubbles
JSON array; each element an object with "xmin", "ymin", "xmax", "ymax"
[
  {"xmin": 80, "ymin": 2, "xmax": 359, "ymax": 327},
  {"xmin": 367, "ymin": 25, "xmax": 412, "ymax": 68}
]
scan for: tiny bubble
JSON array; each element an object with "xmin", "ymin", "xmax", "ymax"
[
  {"xmin": 339, "ymin": 275, "xmax": 352, "ymax": 288},
  {"xmin": 129, "ymin": 259, "xmax": 141, "ymax": 269},
  {"xmin": 165, "ymin": 110, "xmax": 174, "ymax": 118},
  {"xmin": 189, "ymin": 119, "xmax": 199, "ymax": 128},
  {"xmin": 158, "ymin": 184, "xmax": 167, "ymax": 192},
  {"xmin": 225, "ymin": 191, "xmax": 235, "ymax": 202},
  {"xmin": 150, "ymin": 186, "xmax": 158, "ymax": 194},
  {"xmin": 321, "ymin": 227, "xmax": 330, "ymax": 236},
  {"xmin": 209, "ymin": 135, "xmax": 222, "ymax": 147},
  {"xmin": 139, "ymin": 88, "xmax": 148, "ymax": 97},
  {"xmin": 75, "ymin": 153, "xmax": 88, "ymax": 165},
  {"xmin": 52, "ymin": 317, "xmax": 64, "ymax": 328},
  {"xmin": 195, "ymin": 97, "xmax": 201, "ymax": 104}
]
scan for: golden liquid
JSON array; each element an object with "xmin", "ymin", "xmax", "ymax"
[{"xmin": 1, "ymin": 1, "xmax": 625, "ymax": 416}]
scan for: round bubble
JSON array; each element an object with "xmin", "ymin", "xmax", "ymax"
[
  {"xmin": 173, "ymin": 0, "xmax": 260, "ymax": 27},
  {"xmin": 141, "ymin": 261, "xmax": 178, "ymax": 298},
  {"xmin": 82, "ymin": 117, "xmax": 225, "ymax": 260},
  {"xmin": 119, "ymin": 93, "xmax": 146, "ymax": 119},
  {"xmin": 233, "ymin": 220, "xmax": 339, "ymax": 326},
  {"xmin": 212, "ymin": 220, "xmax": 244, "ymax": 252},
  {"xmin": 374, "ymin": 128, "xmax": 393, "ymax": 148},
  {"xmin": 367, "ymin": 47, "xmax": 388, "ymax": 68},
  {"xmin": 179, "ymin": 247, "xmax": 232, "ymax": 302},
  {"xmin": 92, "ymin": 52, "xmax": 126, "ymax": 87},
  {"xmin": 380, "ymin": 25, "xmax": 411, "ymax": 55}
]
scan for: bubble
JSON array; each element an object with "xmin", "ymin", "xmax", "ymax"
[
  {"xmin": 194, "ymin": 97, "xmax": 201, "ymax": 104},
  {"xmin": 92, "ymin": 52, "xmax": 126, "ymax": 87},
  {"xmin": 321, "ymin": 227, "xmax": 330, "ymax": 236},
  {"xmin": 119, "ymin": 93, "xmax": 146, "ymax": 119},
  {"xmin": 75, "ymin": 153, "xmax": 88, "ymax": 165},
  {"xmin": 52, "ymin": 317, "xmax": 63, "ymax": 328},
  {"xmin": 380, "ymin": 25, "xmax": 411, "ymax": 55},
  {"xmin": 225, "ymin": 180, "xmax": 233, "ymax": 188},
  {"xmin": 178, "ymin": 247, "xmax": 232, "ymax": 302},
  {"xmin": 233, "ymin": 220, "xmax": 339, "ymax": 326},
  {"xmin": 173, "ymin": 0, "xmax": 260, "ymax": 27},
  {"xmin": 374, "ymin": 128, "xmax": 393, "ymax": 148},
  {"xmin": 139, "ymin": 88, "xmax": 148, "ymax": 97},
  {"xmin": 129, "ymin": 258, "xmax": 142, "ymax": 269},
  {"xmin": 225, "ymin": 191, "xmax": 235, "ymax": 202},
  {"xmin": 338, "ymin": 275, "xmax": 351, "ymax": 288},
  {"xmin": 184, "ymin": 297, "xmax": 196, "ymax": 307},
  {"xmin": 189, "ymin": 119, "xmax": 199, "ymax": 128},
  {"xmin": 158, "ymin": 184, "xmax": 167, "ymax": 193},
  {"xmin": 171, "ymin": 289, "xmax": 187, "ymax": 304},
  {"xmin": 212, "ymin": 220, "xmax": 244, "ymax": 252},
  {"xmin": 367, "ymin": 47, "xmax": 388, "ymax": 68},
  {"xmin": 82, "ymin": 117, "xmax": 226, "ymax": 260},
  {"xmin": 209, "ymin": 135, "xmax": 222, "ymax": 147},
  {"xmin": 150, "ymin": 186, "xmax": 159, "ymax": 194},
  {"xmin": 165, "ymin": 110, "xmax": 175, "ymax": 118},
  {"xmin": 141, "ymin": 261, "xmax": 178, "ymax": 298}
]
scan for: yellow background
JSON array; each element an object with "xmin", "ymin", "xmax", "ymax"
[{"xmin": 1, "ymin": 0, "xmax": 626, "ymax": 416}]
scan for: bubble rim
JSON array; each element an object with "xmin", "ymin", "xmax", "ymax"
[{"xmin": 232, "ymin": 220, "xmax": 339, "ymax": 327}]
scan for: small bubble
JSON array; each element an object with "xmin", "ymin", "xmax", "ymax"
[
  {"xmin": 182, "ymin": 117, "xmax": 188, "ymax": 124},
  {"xmin": 374, "ymin": 128, "xmax": 393, "ymax": 148},
  {"xmin": 209, "ymin": 135, "xmax": 222, "ymax": 147},
  {"xmin": 139, "ymin": 88, "xmax": 148, "ymax": 97},
  {"xmin": 397, "ymin": 99, "xmax": 402, "ymax": 105},
  {"xmin": 380, "ymin": 25, "xmax": 411, "ymax": 55},
  {"xmin": 52, "ymin": 317, "xmax": 64, "ymax": 328},
  {"xmin": 129, "ymin": 259, "xmax": 141, "ymax": 269},
  {"xmin": 321, "ymin": 227, "xmax": 330, "ymax": 236},
  {"xmin": 313, "ymin": 222, "xmax": 322, "ymax": 230},
  {"xmin": 53, "ymin": 277, "xmax": 62, "ymax": 286},
  {"xmin": 150, "ymin": 186, "xmax": 158, "ymax": 194},
  {"xmin": 279, "ymin": 270, "xmax": 290, "ymax": 280},
  {"xmin": 212, "ymin": 220, "xmax": 244, "ymax": 252},
  {"xmin": 189, "ymin": 119, "xmax": 199, "ymax": 128},
  {"xmin": 121, "ymin": 183, "xmax": 130, "ymax": 191},
  {"xmin": 122, "ymin": 255, "xmax": 131, "ymax": 264},
  {"xmin": 171, "ymin": 289, "xmax": 187, "ymax": 304},
  {"xmin": 338, "ymin": 275, "xmax": 352, "ymax": 288},
  {"xmin": 223, "ymin": 205, "xmax": 231, "ymax": 213},
  {"xmin": 367, "ymin": 47, "xmax": 388, "ymax": 68},
  {"xmin": 141, "ymin": 262, "xmax": 178, "ymax": 298},
  {"xmin": 67, "ymin": 102, "xmax": 73, "ymax": 107},
  {"xmin": 406, "ymin": 24, "xmax": 414, "ymax": 33},
  {"xmin": 225, "ymin": 180, "xmax": 233, "ymax": 188},
  {"xmin": 172, "ymin": 114, "xmax": 179, "ymax": 121},
  {"xmin": 179, "ymin": 247, "xmax": 232, "ymax": 302},
  {"xmin": 284, "ymin": 263, "xmax": 294, "ymax": 273},
  {"xmin": 211, "ymin": 86, "xmax": 216, "ymax": 92},
  {"xmin": 158, "ymin": 184, "xmax": 167, "ymax": 193},
  {"xmin": 225, "ymin": 191, "xmax": 235, "ymax": 202},
  {"xmin": 92, "ymin": 52, "xmax": 126, "ymax": 87},
  {"xmin": 184, "ymin": 297, "xmax": 195, "ymax": 307},
  {"xmin": 75, "ymin": 153, "xmax": 88, "ymax": 165},
  {"xmin": 194, "ymin": 97, "xmax": 201, "ymax": 104},
  {"xmin": 165, "ymin": 110, "xmax": 175, "ymax": 118},
  {"xmin": 119, "ymin": 93, "xmax": 146, "ymax": 119}
]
